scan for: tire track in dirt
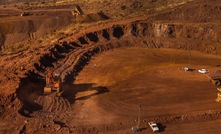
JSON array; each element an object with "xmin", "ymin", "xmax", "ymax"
[{"xmin": 32, "ymin": 94, "xmax": 70, "ymax": 122}]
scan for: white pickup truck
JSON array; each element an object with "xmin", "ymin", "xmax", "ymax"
[
  {"xmin": 198, "ymin": 69, "xmax": 208, "ymax": 74},
  {"xmin": 148, "ymin": 122, "xmax": 159, "ymax": 133}
]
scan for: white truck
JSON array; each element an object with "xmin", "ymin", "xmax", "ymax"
[
  {"xmin": 148, "ymin": 122, "xmax": 159, "ymax": 133},
  {"xmin": 198, "ymin": 69, "xmax": 208, "ymax": 74}
]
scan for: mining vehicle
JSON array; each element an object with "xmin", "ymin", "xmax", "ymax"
[
  {"xmin": 209, "ymin": 70, "xmax": 221, "ymax": 86},
  {"xmin": 44, "ymin": 71, "xmax": 61, "ymax": 95},
  {"xmin": 205, "ymin": 70, "xmax": 221, "ymax": 103},
  {"xmin": 148, "ymin": 122, "xmax": 159, "ymax": 133},
  {"xmin": 20, "ymin": 11, "xmax": 30, "ymax": 16},
  {"xmin": 71, "ymin": 5, "xmax": 84, "ymax": 16},
  {"xmin": 211, "ymin": 78, "xmax": 221, "ymax": 86}
]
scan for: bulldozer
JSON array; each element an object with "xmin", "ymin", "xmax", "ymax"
[{"xmin": 44, "ymin": 71, "xmax": 62, "ymax": 96}]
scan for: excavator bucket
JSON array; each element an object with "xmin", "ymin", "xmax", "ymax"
[
  {"xmin": 44, "ymin": 87, "xmax": 52, "ymax": 94},
  {"xmin": 44, "ymin": 71, "xmax": 52, "ymax": 94}
]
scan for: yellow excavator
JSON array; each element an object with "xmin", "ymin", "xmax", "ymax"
[{"xmin": 44, "ymin": 71, "xmax": 62, "ymax": 96}]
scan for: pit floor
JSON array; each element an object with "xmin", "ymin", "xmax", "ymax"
[{"xmin": 64, "ymin": 47, "xmax": 221, "ymax": 133}]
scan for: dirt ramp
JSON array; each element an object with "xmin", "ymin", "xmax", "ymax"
[{"xmin": 74, "ymin": 12, "xmax": 109, "ymax": 23}]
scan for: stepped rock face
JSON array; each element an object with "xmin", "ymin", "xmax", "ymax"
[{"xmin": 0, "ymin": 15, "xmax": 73, "ymax": 47}]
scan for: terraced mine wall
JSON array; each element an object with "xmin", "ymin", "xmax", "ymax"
[
  {"xmin": 0, "ymin": 12, "xmax": 109, "ymax": 48},
  {"xmin": 35, "ymin": 20, "xmax": 221, "ymax": 80},
  {"xmin": 0, "ymin": 15, "xmax": 73, "ymax": 48},
  {"xmin": 15, "ymin": 18, "xmax": 221, "ymax": 112}
]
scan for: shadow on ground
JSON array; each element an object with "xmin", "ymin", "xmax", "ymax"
[
  {"xmin": 158, "ymin": 123, "xmax": 166, "ymax": 132},
  {"xmin": 61, "ymin": 82, "xmax": 109, "ymax": 104},
  {"xmin": 16, "ymin": 72, "xmax": 44, "ymax": 117},
  {"xmin": 16, "ymin": 71, "xmax": 109, "ymax": 117}
]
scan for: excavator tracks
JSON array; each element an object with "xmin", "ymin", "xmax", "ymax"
[{"xmin": 33, "ymin": 94, "xmax": 71, "ymax": 121}]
